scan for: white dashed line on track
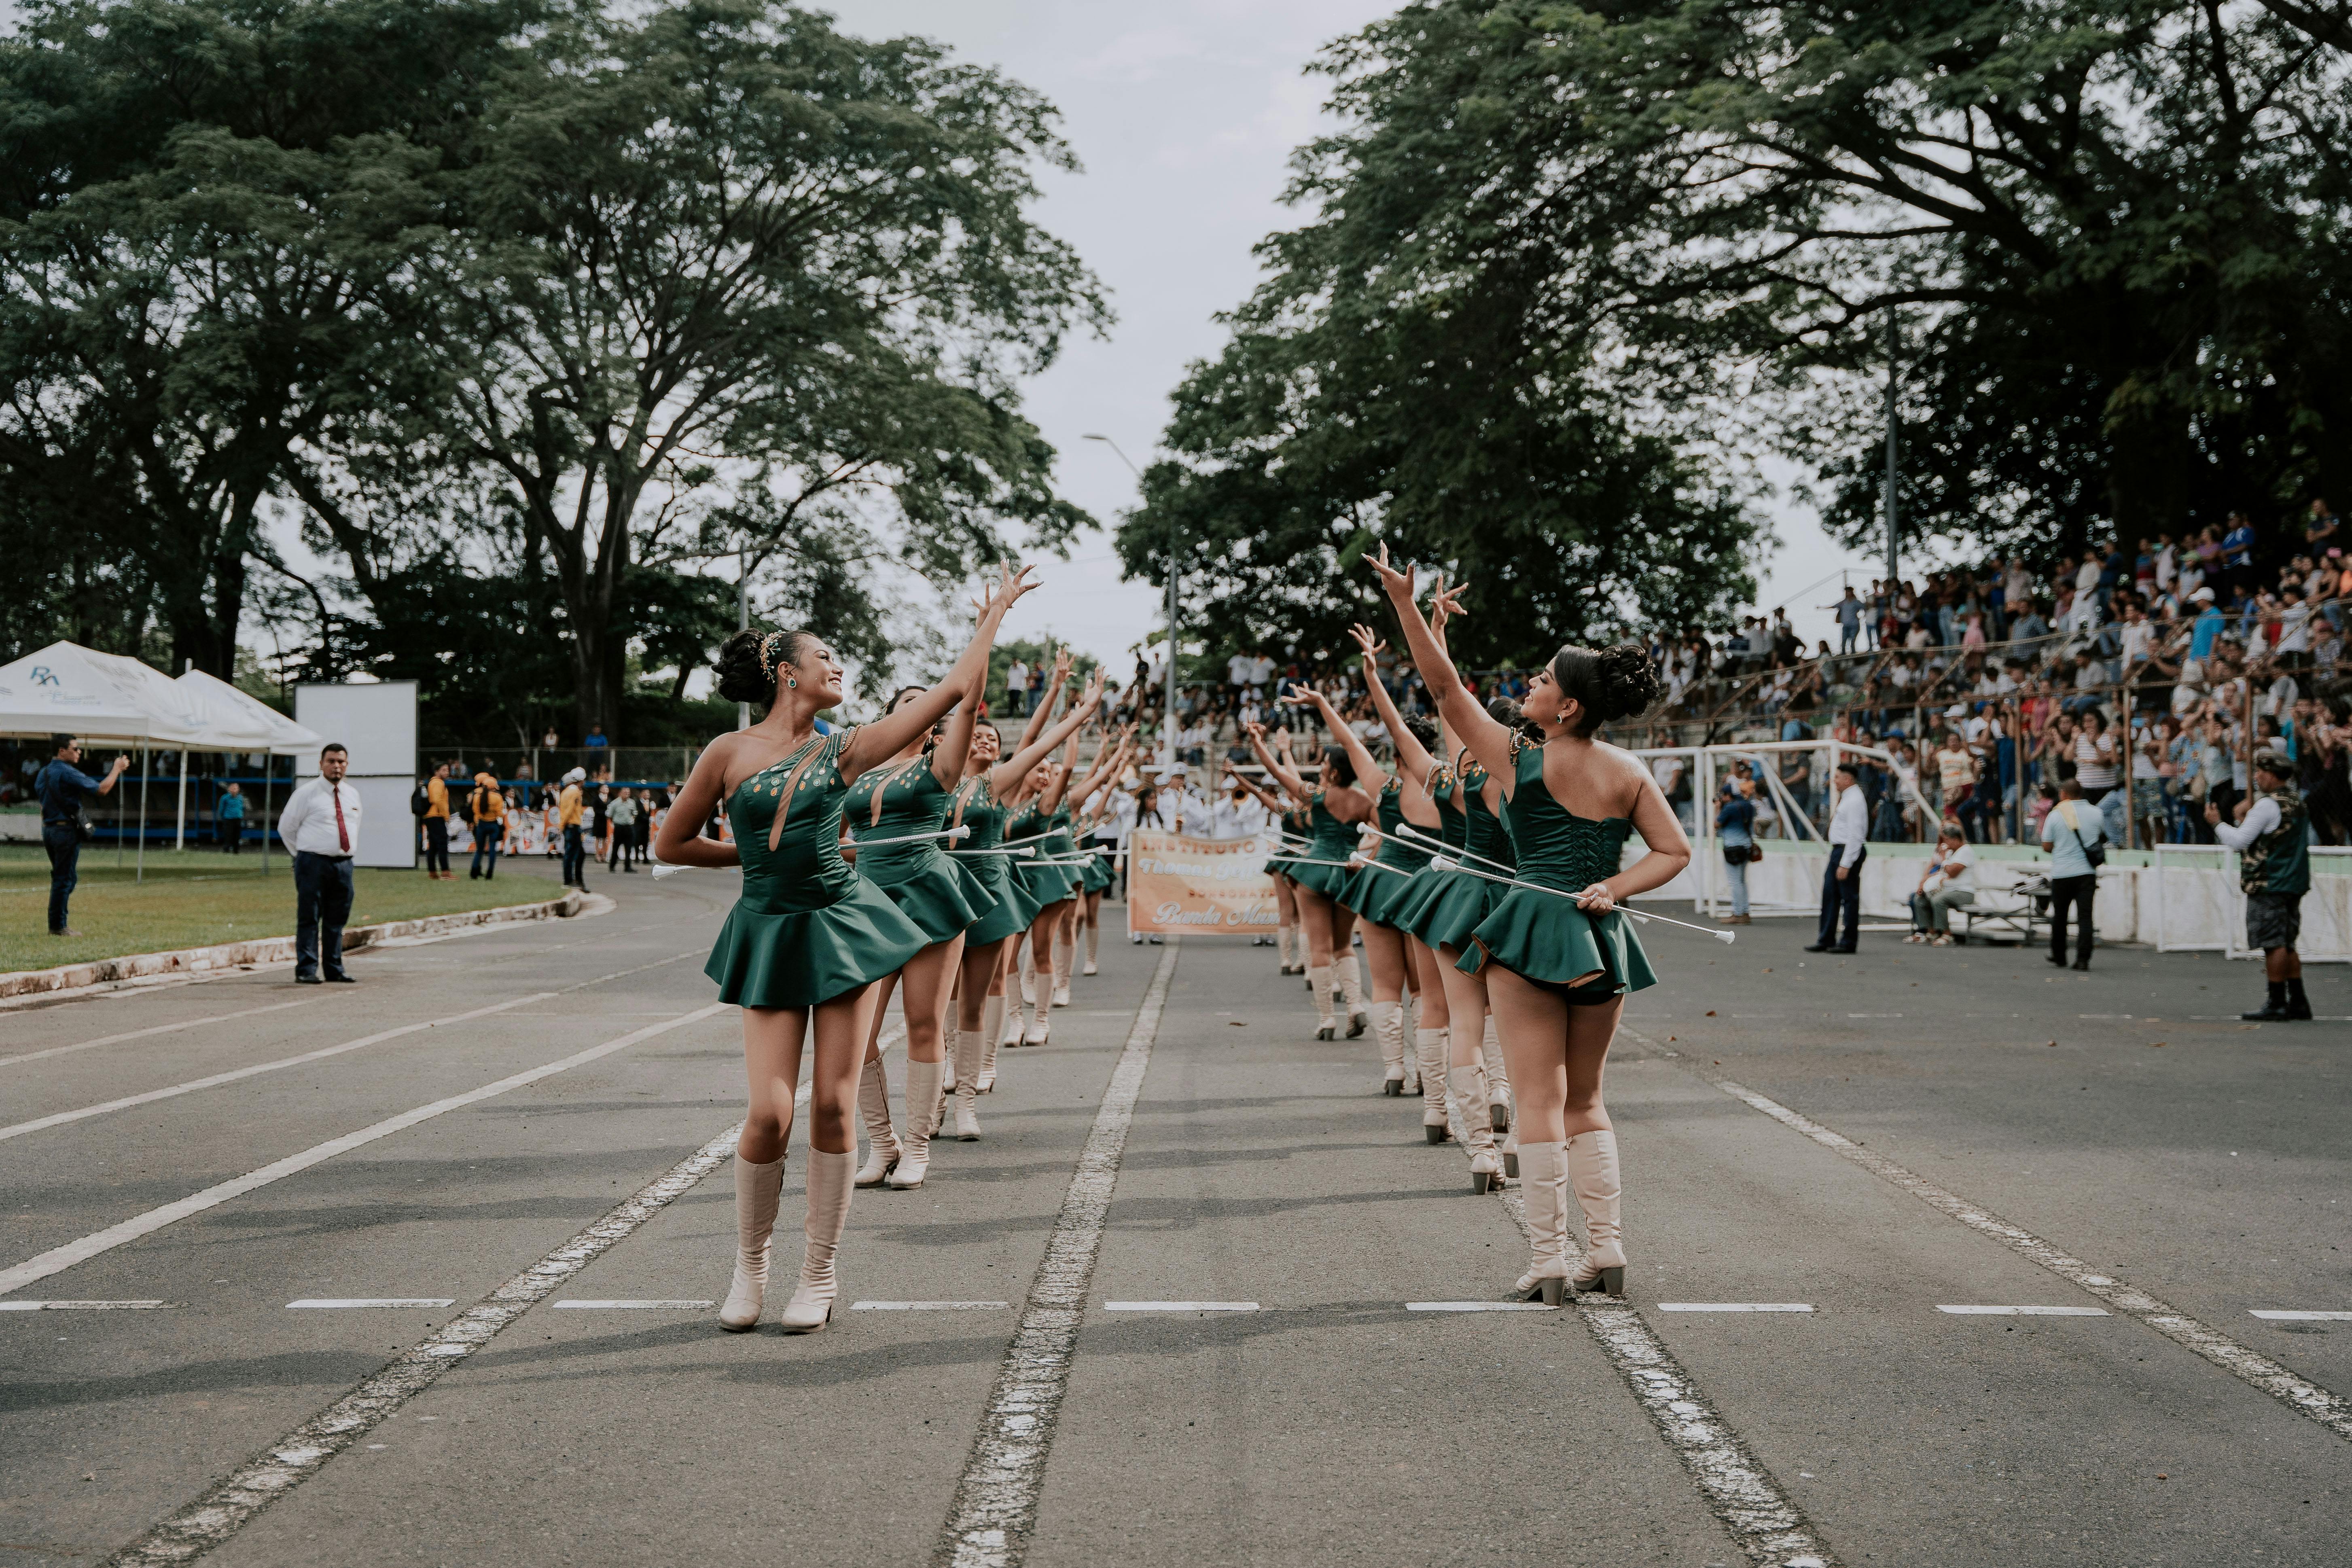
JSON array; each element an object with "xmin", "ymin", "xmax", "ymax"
[
  {"xmin": 1659, "ymin": 1303, "xmax": 1816, "ymax": 1313},
  {"xmin": 2251, "ymin": 1310, "xmax": 2352, "ymax": 1322},
  {"xmin": 853, "ymin": 1301, "xmax": 1011, "ymax": 1311},
  {"xmin": 1937, "ymin": 1305, "xmax": 2109, "ymax": 1317},
  {"xmin": 0, "ymin": 999, "xmax": 316, "ymax": 1071},
  {"xmin": 1405, "ymin": 1301, "xmax": 1557, "ymax": 1312},
  {"xmin": 553, "ymin": 1299, "xmax": 715, "ymax": 1310},
  {"xmin": 933, "ymin": 940, "xmax": 1178, "ymax": 1568},
  {"xmin": 1102, "ymin": 1301, "xmax": 1258, "ymax": 1312},
  {"xmin": 0, "ymin": 1299, "xmax": 170, "ymax": 1310},
  {"xmin": 286, "ymin": 1299, "xmax": 455, "ymax": 1309},
  {"xmin": 0, "ymin": 1003, "xmax": 727, "ymax": 1298}
]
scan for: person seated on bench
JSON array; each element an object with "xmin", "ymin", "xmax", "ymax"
[{"xmin": 1907, "ymin": 822, "xmax": 1976, "ymax": 946}]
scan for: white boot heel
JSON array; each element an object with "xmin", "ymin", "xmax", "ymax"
[
  {"xmin": 852, "ymin": 1055, "xmax": 899, "ymax": 1188},
  {"xmin": 719, "ymin": 1153, "xmax": 784, "ymax": 1331},
  {"xmin": 779, "ymin": 1149, "xmax": 852, "ymax": 1333},
  {"xmin": 1566, "ymin": 1129, "xmax": 1627, "ymax": 1297},
  {"xmin": 1511, "ymin": 1140, "xmax": 1570, "ymax": 1303}
]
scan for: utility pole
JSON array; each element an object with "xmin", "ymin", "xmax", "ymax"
[
  {"xmin": 1085, "ymin": 433, "xmax": 1173, "ymax": 779},
  {"xmin": 1884, "ymin": 309, "xmax": 1900, "ymax": 591},
  {"xmin": 737, "ymin": 543, "xmax": 750, "ymax": 732}
]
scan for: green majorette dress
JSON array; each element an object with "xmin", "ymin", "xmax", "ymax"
[
  {"xmin": 1007, "ymin": 802, "xmax": 1081, "ymax": 907},
  {"xmin": 949, "ymin": 776, "xmax": 1038, "ymax": 946},
  {"xmin": 1263, "ymin": 806, "xmax": 1307, "ymax": 880},
  {"xmin": 704, "ymin": 729, "xmax": 930, "ymax": 1008},
  {"xmin": 1284, "ymin": 790, "xmax": 1363, "ymax": 902},
  {"xmin": 1397, "ymin": 755, "xmax": 1513, "ymax": 953},
  {"xmin": 842, "ymin": 755, "xmax": 997, "ymax": 945},
  {"xmin": 1077, "ymin": 824, "xmax": 1116, "ymax": 895},
  {"xmin": 1345, "ymin": 778, "xmax": 1433, "ymax": 928},
  {"xmin": 1459, "ymin": 738, "xmax": 1656, "ymax": 998}
]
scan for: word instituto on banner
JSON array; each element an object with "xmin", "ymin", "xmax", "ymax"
[{"xmin": 1125, "ymin": 830, "xmax": 1279, "ymax": 936}]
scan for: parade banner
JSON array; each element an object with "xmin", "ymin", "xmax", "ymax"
[{"xmin": 1125, "ymin": 829, "xmax": 1280, "ymax": 936}]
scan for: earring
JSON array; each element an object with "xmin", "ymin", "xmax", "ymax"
[{"xmin": 787, "ymin": 677, "xmax": 797, "ymax": 689}]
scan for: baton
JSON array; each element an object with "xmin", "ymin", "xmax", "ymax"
[
  {"xmin": 1398, "ymin": 821, "xmax": 1511, "ymax": 873},
  {"xmin": 1282, "ymin": 857, "xmax": 1411, "ymax": 876},
  {"xmin": 846, "ymin": 825, "xmax": 973, "ymax": 850},
  {"xmin": 949, "ymin": 845, "xmax": 1037, "ymax": 858},
  {"xmin": 1424, "ymin": 856, "xmax": 1736, "ymax": 944}
]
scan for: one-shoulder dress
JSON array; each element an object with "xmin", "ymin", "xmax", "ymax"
[
  {"xmin": 1283, "ymin": 791, "xmax": 1363, "ymax": 902},
  {"xmin": 1458, "ymin": 740, "xmax": 1656, "ymax": 998},
  {"xmin": 1397, "ymin": 756, "xmax": 1513, "ymax": 953},
  {"xmin": 1076, "ymin": 814, "xmax": 1115, "ymax": 894},
  {"xmin": 952, "ymin": 776, "xmax": 1039, "ymax": 946},
  {"xmin": 842, "ymin": 756, "xmax": 997, "ymax": 945},
  {"xmin": 704, "ymin": 729, "xmax": 932, "ymax": 1008},
  {"xmin": 1346, "ymin": 778, "xmax": 1434, "ymax": 928},
  {"xmin": 1007, "ymin": 802, "xmax": 1081, "ymax": 908}
]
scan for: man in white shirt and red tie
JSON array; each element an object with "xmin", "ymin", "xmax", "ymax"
[
  {"xmin": 1805, "ymin": 761, "xmax": 1869, "ymax": 954},
  {"xmin": 278, "ymin": 743, "xmax": 362, "ymax": 984}
]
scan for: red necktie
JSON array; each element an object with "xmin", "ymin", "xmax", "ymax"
[{"xmin": 332, "ymin": 786, "xmax": 350, "ymax": 854}]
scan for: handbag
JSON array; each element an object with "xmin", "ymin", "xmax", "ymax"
[{"xmin": 1721, "ymin": 841, "xmax": 1756, "ymax": 866}]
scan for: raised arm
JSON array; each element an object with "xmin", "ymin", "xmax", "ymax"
[
  {"xmin": 1285, "ymin": 687, "xmax": 1388, "ymax": 797},
  {"xmin": 844, "ymin": 568, "xmax": 1035, "ymax": 781},
  {"xmin": 1367, "ymin": 545, "xmax": 1516, "ymax": 784},
  {"xmin": 1227, "ymin": 767, "xmax": 1290, "ymax": 818},
  {"xmin": 1349, "ymin": 623, "xmax": 1435, "ymax": 786},
  {"xmin": 990, "ymin": 668, "xmax": 1103, "ymax": 796},
  {"xmin": 1245, "ymin": 720, "xmax": 1312, "ymax": 801}
]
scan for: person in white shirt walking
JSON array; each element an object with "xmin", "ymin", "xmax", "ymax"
[
  {"xmin": 278, "ymin": 743, "xmax": 363, "ymax": 984},
  {"xmin": 1805, "ymin": 761, "xmax": 1869, "ymax": 953}
]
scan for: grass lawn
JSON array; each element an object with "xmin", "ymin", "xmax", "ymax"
[{"xmin": 1, "ymin": 844, "xmax": 570, "ymax": 975}]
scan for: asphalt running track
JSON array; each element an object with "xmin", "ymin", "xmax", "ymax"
[{"xmin": 2, "ymin": 861, "xmax": 2346, "ymax": 1566}]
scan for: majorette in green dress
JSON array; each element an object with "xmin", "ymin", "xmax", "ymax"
[
  {"xmin": 841, "ymin": 753, "xmax": 997, "ymax": 945},
  {"xmin": 1077, "ymin": 829, "xmax": 1115, "ymax": 894},
  {"xmin": 1396, "ymin": 755, "xmax": 1512, "ymax": 953},
  {"xmin": 1458, "ymin": 739, "xmax": 1655, "ymax": 996},
  {"xmin": 1006, "ymin": 801, "xmax": 1082, "ymax": 905},
  {"xmin": 949, "ymin": 776, "xmax": 1039, "ymax": 946},
  {"xmin": 1282, "ymin": 790, "xmax": 1365, "ymax": 903},
  {"xmin": 703, "ymin": 729, "xmax": 931, "ymax": 1009},
  {"xmin": 1263, "ymin": 805, "xmax": 1309, "ymax": 880},
  {"xmin": 1345, "ymin": 778, "xmax": 1434, "ymax": 928}
]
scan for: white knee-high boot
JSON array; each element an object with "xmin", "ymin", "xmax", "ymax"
[
  {"xmin": 979, "ymin": 995, "xmax": 1005, "ymax": 1091},
  {"xmin": 1481, "ymin": 1015, "xmax": 1511, "ymax": 1132},
  {"xmin": 1513, "ymin": 1139, "xmax": 1570, "ymax": 1303},
  {"xmin": 888, "ymin": 1058, "xmax": 944, "ymax": 1188},
  {"xmin": 778, "ymin": 1148, "xmax": 852, "ymax": 1333},
  {"xmin": 1276, "ymin": 928, "xmax": 1293, "ymax": 973},
  {"xmin": 1025, "ymin": 971, "xmax": 1052, "ymax": 1044},
  {"xmin": 1336, "ymin": 954, "xmax": 1367, "ymax": 1036},
  {"xmin": 1307, "ymin": 964, "xmax": 1336, "ymax": 1038},
  {"xmin": 1566, "ymin": 1129, "xmax": 1626, "ymax": 1295},
  {"xmin": 1052, "ymin": 932, "xmax": 1073, "ymax": 1006},
  {"xmin": 1016, "ymin": 936, "xmax": 1034, "ymax": 1004},
  {"xmin": 997, "ymin": 983, "xmax": 1026, "ymax": 1049},
  {"xmin": 1447, "ymin": 1062, "xmax": 1501, "ymax": 1192},
  {"xmin": 1083, "ymin": 917, "xmax": 1100, "ymax": 975},
  {"xmin": 719, "ymin": 1153, "xmax": 784, "ymax": 1330},
  {"xmin": 952, "ymin": 1028, "xmax": 985, "ymax": 1141},
  {"xmin": 1415, "ymin": 1026, "xmax": 1450, "ymax": 1141},
  {"xmin": 852, "ymin": 1056, "xmax": 898, "ymax": 1188},
  {"xmin": 1371, "ymin": 999, "xmax": 1407, "ymax": 1094}
]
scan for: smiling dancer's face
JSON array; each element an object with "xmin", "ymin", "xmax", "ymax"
[
  {"xmin": 786, "ymin": 641, "xmax": 846, "ymax": 708},
  {"xmin": 970, "ymin": 725, "xmax": 1001, "ymax": 768}
]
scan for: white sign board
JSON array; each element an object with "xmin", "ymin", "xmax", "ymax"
[{"xmin": 294, "ymin": 682, "xmax": 419, "ymax": 869}]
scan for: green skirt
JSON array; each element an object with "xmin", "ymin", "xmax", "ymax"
[
  {"xmin": 1285, "ymin": 856, "xmax": 1356, "ymax": 902},
  {"xmin": 866, "ymin": 856, "xmax": 995, "ymax": 946},
  {"xmin": 1347, "ymin": 860, "xmax": 1429, "ymax": 928},
  {"xmin": 706, "ymin": 879, "xmax": 930, "ymax": 1009},
  {"xmin": 1079, "ymin": 844, "xmax": 1115, "ymax": 894},
  {"xmin": 1393, "ymin": 865, "xmax": 1507, "ymax": 953},
  {"xmin": 1013, "ymin": 854, "xmax": 1080, "ymax": 907},
  {"xmin": 963, "ymin": 854, "xmax": 1040, "ymax": 946},
  {"xmin": 1458, "ymin": 891, "xmax": 1657, "ymax": 994}
]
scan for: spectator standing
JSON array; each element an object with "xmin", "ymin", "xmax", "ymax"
[
  {"xmin": 468, "ymin": 771, "xmax": 506, "ymax": 879},
  {"xmin": 2211, "ymin": 749, "xmax": 2314, "ymax": 1019},
  {"xmin": 2222, "ymin": 512, "xmax": 2258, "ymax": 600},
  {"xmin": 1005, "ymin": 655, "xmax": 1030, "ymax": 717},
  {"xmin": 608, "ymin": 787, "xmax": 641, "ymax": 872},
  {"xmin": 583, "ymin": 723, "xmax": 610, "ymax": 752},
  {"xmin": 2305, "ymin": 498, "xmax": 2339, "ymax": 555},
  {"xmin": 1028, "ymin": 660, "xmax": 1049, "ymax": 718},
  {"xmin": 2040, "ymin": 778, "xmax": 2106, "ymax": 971},
  {"xmin": 1829, "ymin": 585, "xmax": 1864, "ymax": 654},
  {"xmin": 1907, "ymin": 826, "xmax": 1976, "ymax": 944},
  {"xmin": 557, "ymin": 767, "xmax": 588, "ymax": 886},
  {"xmin": 1804, "ymin": 761, "xmax": 1868, "ymax": 954},
  {"xmin": 278, "ymin": 744, "xmax": 362, "ymax": 984},
  {"xmin": 1716, "ymin": 776, "xmax": 1757, "ymax": 924},
  {"xmin": 422, "ymin": 761, "xmax": 453, "ymax": 879},
  {"xmin": 35, "ymin": 735, "xmax": 130, "ymax": 937},
  {"xmin": 216, "ymin": 781, "xmax": 246, "ymax": 854}
]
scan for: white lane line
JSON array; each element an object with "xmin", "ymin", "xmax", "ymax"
[
  {"xmin": 553, "ymin": 1299, "xmax": 715, "ymax": 1310},
  {"xmin": 0, "ymin": 1299, "xmax": 170, "ymax": 1311},
  {"xmin": 1488, "ymin": 1167, "xmax": 1835, "ymax": 1565},
  {"xmin": 1102, "ymin": 1301, "xmax": 1257, "ymax": 1312},
  {"xmin": 934, "ymin": 940, "xmax": 1178, "ymax": 1568},
  {"xmin": 2251, "ymin": 1310, "xmax": 2352, "ymax": 1322},
  {"xmin": 1620, "ymin": 1030, "xmax": 2352, "ymax": 1447},
  {"xmin": 1937, "ymin": 1305, "xmax": 2108, "ymax": 1317},
  {"xmin": 853, "ymin": 1301, "xmax": 1011, "ymax": 1312},
  {"xmin": 104, "ymin": 1121, "xmax": 744, "ymax": 1568},
  {"xmin": 0, "ymin": 994, "xmax": 552, "ymax": 1144},
  {"xmin": 1660, "ymin": 1303, "xmax": 1816, "ymax": 1314},
  {"xmin": 0, "ymin": 1004, "xmax": 725, "ymax": 1298},
  {"xmin": 0, "ymin": 999, "xmax": 316, "ymax": 1071},
  {"xmin": 1406, "ymin": 1301, "xmax": 1557, "ymax": 1312},
  {"xmin": 287, "ymin": 1298, "xmax": 454, "ymax": 1309}
]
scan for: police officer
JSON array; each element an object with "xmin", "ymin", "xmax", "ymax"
[
  {"xmin": 36, "ymin": 735, "xmax": 130, "ymax": 937},
  {"xmin": 2210, "ymin": 747, "xmax": 2314, "ymax": 1021}
]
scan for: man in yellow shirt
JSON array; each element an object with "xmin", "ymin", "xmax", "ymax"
[
  {"xmin": 558, "ymin": 767, "xmax": 587, "ymax": 887},
  {"xmin": 468, "ymin": 771, "xmax": 508, "ymax": 880},
  {"xmin": 423, "ymin": 761, "xmax": 452, "ymax": 879}
]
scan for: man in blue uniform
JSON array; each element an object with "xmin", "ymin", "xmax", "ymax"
[{"xmin": 36, "ymin": 734, "xmax": 131, "ymax": 937}]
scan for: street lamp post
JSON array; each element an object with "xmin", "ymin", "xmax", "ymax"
[
  {"xmin": 1084, "ymin": 433, "xmax": 1175, "ymax": 780},
  {"xmin": 737, "ymin": 542, "xmax": 751, "ymax": 733}
]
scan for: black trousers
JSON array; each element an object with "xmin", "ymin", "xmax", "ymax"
[
  {"xmin": 1816, "ymin": 845, "xmax": 1866, "ymax": 949},
  {"xmin": 2049, "ymin": 873, "xmax": 2096, "ymax": 963},
  {"xmin": 424, "ymin": 817, "xmax": 450, "ymax": 874},
  {"xmin": 294, "ymin": 852, "xmax": 354, "ymax": 979},
  {"xmin": 562, "ymin": 824, "xmax": 587, "ymax": 885},
  {"xmin": 44, "ymin": 823, "xmax": 80, "ymax": 933},
  {"xmin": 471, "ymin": 822, "xmax": 503, "ymax": 878}
]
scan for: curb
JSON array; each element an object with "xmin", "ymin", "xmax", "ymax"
[{"xmin": 0, "ymin": 889, "xmax": 590, "ymax": 1001}]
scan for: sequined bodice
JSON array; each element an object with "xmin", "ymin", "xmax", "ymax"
[
  {"xmin": 1503, "ymin": 742, "xmax": 1629, "ymax": 892},
  {"xmin": 841, "ymin": 755, "xmax": 950, "ymax": 880},
  {"xmin": 726, "ymin": 731, "xmax": 858, "ymax": 915}
]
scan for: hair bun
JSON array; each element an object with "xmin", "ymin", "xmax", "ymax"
[
  {"xmin": 1593, "ymin": 643, "xmax": 1664, "ymax": 723},
  {"xmin": 714, "ymin": 629, "xmax": 772, "ymax": 706}
]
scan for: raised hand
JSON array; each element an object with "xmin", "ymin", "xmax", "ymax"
[
  {"xmin": 1052, "ymin": 646, "xmax": 1074, "ymax": 683},
  {"xmin": 985, "ymin": 565, "xmax": 1038, "ymax": 618},
  {"xmin": 1367, "ymin": 541, "xmax": 1414, "ymax": 601},
  {"xmin": 1348, "ymin": 623, "xmax": 1388, "ymax": 659},
  {"xmin": 1430, "ymin": 577, "xmax": 1471, "ymax": 624}
]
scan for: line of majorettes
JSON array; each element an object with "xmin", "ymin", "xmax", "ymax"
[
  {"xmin": 1241, "ymin": 551, "xmax": 1692, "ymax": 1302},
  {"xmin": 653, "ymin": 569, "xmax": 1138, "ymax": 1333}
]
